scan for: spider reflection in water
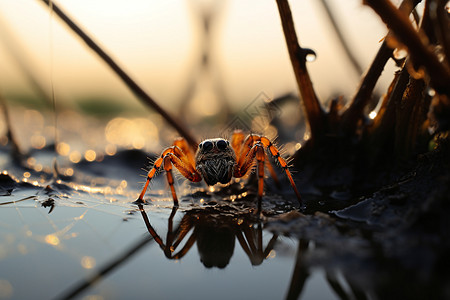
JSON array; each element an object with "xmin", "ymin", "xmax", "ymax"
[
  {"xmin": 138, "ymin": 204, "xmax": 278, "ymax": 268},
  {"xmin": 136, "ymin": 130, "xmax": 302, "ymax": 210}
]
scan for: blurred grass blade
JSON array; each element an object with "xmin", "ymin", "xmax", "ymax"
[
  {"xmin": 39, "ymin": 0, "xmax": 198, "ymax": 148},
  {"xmin": 276, "ymin": 0, "xmax": 325, "ymax": 141},
  {"xmin": 364, "ymin": 0, "xmax": 450, "ymax": 96}
]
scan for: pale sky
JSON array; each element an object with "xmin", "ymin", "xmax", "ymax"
[{"xmin": 0, "ymin": 0, "xmax": 393, "ymax": 114}]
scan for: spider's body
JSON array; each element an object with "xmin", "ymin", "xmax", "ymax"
[
  {"xmin": 195, "ymin": 138, "xmax": 235, "ymax": 186},
  {"xmin": 137, "ymin": 130, "xmax": 301, "ymax": 208}
]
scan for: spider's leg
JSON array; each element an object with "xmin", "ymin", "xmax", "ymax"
[
  {"xmin": 172, "ymin": 218, "xmax": 195, "ymax": 250},
  {"xmin": 235, "ymin": 133, "xmax": 280, "ymax": 186},
  {"xmin": 236, "ymin": 230, "xmax": 252, "ymax": 259},
  {"xmin": 173, "ymin": 137, "xmax": 196, "ymax": 167},
  {"xmin": 259, "ymin": 136, "xmax": 302, "ymax": 204},
  {"xmin": 265, "ymin": 157, "xmax": 281, "ymax": 188},
  {"xmin": 138, "ymin": 203, "xmax": 166, "ymax": 249},
  {"xmin": 236, "ymin": 133, "xmax": 257, "ymax": 167},
  {"xmin": 137, "ymin": 146, "xmax": 201, "ymax": 205},
  {"xmin": 167, "ymin": 149, "xmax": 202, "ymax": 182},
  {"xmin": 165, "ymin": 149, "xmax": 202, "ymax": 205},
  {"xmin": 255, "ymin": 143, "xmax": 266, "ymax": 211},
  {"xmin": 172, "ymin": 232, "xmax": 197, "ymax": 260},
  {"xmin": 233, "ymin": 144, "xmax": 258, "ymax": 178},
  {"xmin": 236, "ymin": 221, "xmax": 277, "ymax": 266},
  {"xmin": 233, "ymin": 141, "xmax": 265, "ymax": 211},
  {"xmin": 139, "ymin": 200, "xmax": 197, "ymax": 259},
  {"xmin": 231, "ymin": 129, "xmax": 246, "ymax": 158},
  {"xmin": 234, "ymin": 134, "xmax": 302, "ymax": 205},
  {"xmin": 263, "ymin": 234, "xmax": 279, "ymax": 258},
  {"xmin": 163, "ymin": 155, "xmax": 179, "ymax": 206},
  {"xmin": 165, "ymin": 207, "xmax": 196, "ymax": 259},
  {"xmin": 137, "ymin": 157, "xmax": 164, "ymax": 203}
]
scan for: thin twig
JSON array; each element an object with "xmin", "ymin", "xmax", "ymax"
[
  {"xmin": 364, "ymin": 0, "xmax": 450, "ymax": 96},
  {"xmin": 39, "ymin": 0, "xmax": 198, "ymax": 148},
  {"xmin": 342, "ymin": 0, "xmax": 422, "ymax": 134},
  {"xmin": 318, "ymin": 0, "xmax": 364, "ymax": 76},
  {"xmin": 0, "ymin": 16, "xmax": 55, "ymax": 107},
  {"xmin": 0, "ymin": 93, "xmax": 24, "ymax": 159},
  {"xmin": 54, "ymin": 235, "xmax": 154, "ymax": 300},
  {"xmin": 342, "ymin": 41, "xmax": 392, "ymax": 133},
  {"xmin": 435, "ymin": 0, "xmax": 450, "ymax": 67},
  {"xmin": 276, "ymin": 0, "xmax": 325, "ymax": 140}
]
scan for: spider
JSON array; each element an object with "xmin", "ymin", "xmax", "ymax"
[
  {"xmin": 136, "ymin": 130, "xmax": 302, "ymax": 208},
  {"xmin": 137, "ymin": 203, "xmax": 278, "ymax": 268}
]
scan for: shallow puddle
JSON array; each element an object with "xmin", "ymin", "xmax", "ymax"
[
  {"xmin": 0, "ymin": 169, "xmax": 339, "ymax": 300},
  {"xmin": 0, "ymin": 109, "xmax": 447, "ymax": 300}
]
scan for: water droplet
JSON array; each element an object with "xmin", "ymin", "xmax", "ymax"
[
  {"xmin": 393, "ymin": 48, "xmax": 408, "ymax": 60},
  {"xmin": 306, "ymin": 54, "xmax": 316, "ymax": 62},
  {"xmin": 434, "ymin": 45, "xmax": 445, "ymax": 62},
  {"xmin": 303, "ymin": 48, "xmax": 317, "ymax": 62}
]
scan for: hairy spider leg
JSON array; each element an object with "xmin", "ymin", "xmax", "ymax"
[
  {"xmin": 231, "ymin": 130, "xmax": 280, "ymax": 187},
  {"xmin": 138, "ymin": 203, "xmax": 165, "ymax": 247},
  {"xmin": 163, "ymin": 205, "xmax": 197, "ymax": 259},
  {"xmin": 138, "ymin": 204, "xmax": 197, "ymax": 259},
  {"xmin": 173, "ymin": 137, "xmax": 196, "ymax": 167},
  {"xmin": 163, "ymin": 155, "xmax": 179, "ymax": 205},
  {"xmin": 235, "ymin": 222, "xmax": 278, "ymax": 266},
  {"xmin": 233, "ymin": 133, "xmax": 302, "ymax": 204},
  {"xmin": 232, "ymin": 139, "xmax": 267, "ymax": 211},
  {"xmin": 265, "ymin": 158, "xmax": 281, "ymax": 188},
  {"xmin": 137, "ymin": 146, "xmax": 202, "ymax": 204},
  {"xmin": 256, "ymin": 144, "xmax": 265, "ymax": 211},
  {"xmin": 231, "ymin": 129, "xmax": 246, "ymax": 156},
  {"xmin": 255, "ymin": 135, "xmax": 302, "ymax": 203}
]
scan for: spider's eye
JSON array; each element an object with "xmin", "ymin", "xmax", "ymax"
[
  {"xmin": 202, "ymin": 141, "xmax": 213, "ymax": 151},
  {"xmin": 216, "ymin": 139, "xmax": 228, "ymax": 150}
]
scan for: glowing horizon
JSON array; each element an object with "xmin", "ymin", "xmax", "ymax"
[{"xmin": 0, "ymin": 0, "xmax": 391, "ymax": 113}]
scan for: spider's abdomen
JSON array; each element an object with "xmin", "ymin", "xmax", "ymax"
[{"xmin": 198, "ymin": 159, "xmax": 235, "ymax": 185}]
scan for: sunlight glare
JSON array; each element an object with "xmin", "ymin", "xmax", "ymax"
[
  {"xmin": 56, "ymin": 142, "xmax": 71, "ymax": 156},
  {"xmin": 105, "ymin": 144, "xmax": 117, "ymax": 156},
  {"xmin": 64, "ymin": 168, "xmax": 74, "ymax": 176},
  {"xmin": 105, "ymin": 117, "xmax": 159, "ymax": 150},
  {"xmin": 30, "ymin": 135, "xmax": 46, "ymax": 149},
  {"xmin": 369, "ymin": 111, "xmax": 377, "ymax": 119},
  {"xmin": 45, "ymin": 234, "xmax": 60, "ymax": 246},
  {"xmin": 84, "ymin": 150, "xmax": 97, "ymax": 162},
  {"xmin": 81, "ymin": 256, "xmax": 96, "ymax": 269},
  {"xmin": 0, "ymin": 279, "xmax": 13, "ymax": 299},
  {"xmin": 69, "ymin": 151, "xmax": 82, "ymax": 163},
  {"xmin": 267, "ymin": 249, "xmax": 276, "ymax": 259}
]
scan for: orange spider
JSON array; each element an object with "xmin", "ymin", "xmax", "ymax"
[{"xmin": 136, "ymin": 130, "xmax": 302, "ymax": 208}]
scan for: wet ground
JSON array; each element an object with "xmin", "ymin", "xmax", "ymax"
[{"xmin": 0, "ymin": 107, "xmax": 449, "ymax": 300}]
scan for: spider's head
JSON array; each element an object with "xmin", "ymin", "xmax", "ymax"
[{"xmin": 195, "ymin": 138, "xmax": 236, "ymax": 186}]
